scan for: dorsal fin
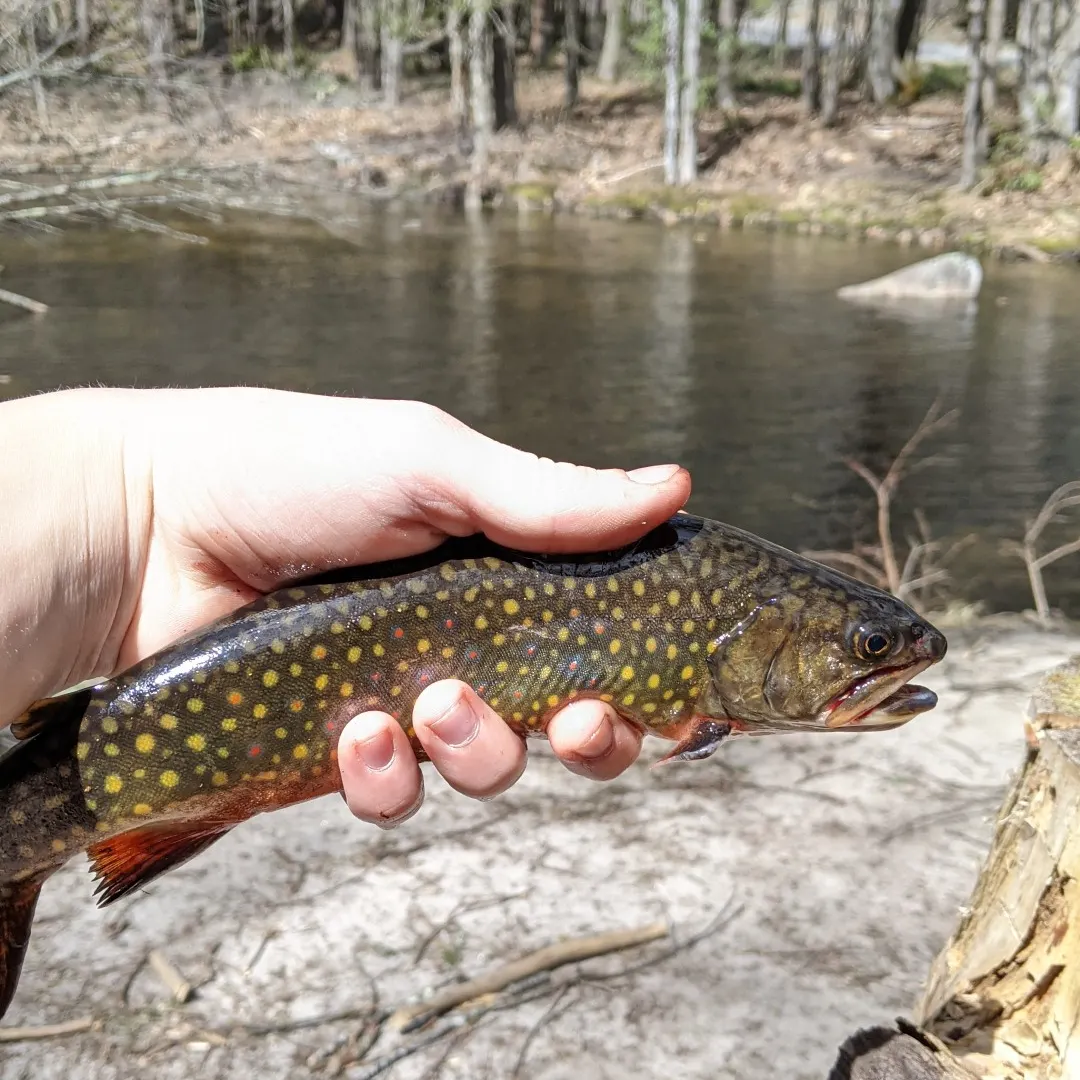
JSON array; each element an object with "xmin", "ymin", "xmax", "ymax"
[
  {"xmin": 9, "ymin": 688, "xmax": 93, "ymax": 742},
  {"xmin": 0, "ymin": 877, "xmax": 43, "ymax": 1020},
  {"xmin": 88, "ymin": 820, "xmax": 235, "ymax": 906}
]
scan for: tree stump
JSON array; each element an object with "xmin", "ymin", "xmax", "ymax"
[{"xmin": 827, "ymin": 655, "xmax": 1080, "ymax": 1080}]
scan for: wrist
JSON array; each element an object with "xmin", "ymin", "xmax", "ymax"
[{"xmin": 0, "ymin": 389, "xmax": 152, "ymax": 725}]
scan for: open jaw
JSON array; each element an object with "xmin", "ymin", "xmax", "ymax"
[{"xmin": 819, "ymin": 660, "xmax": 937, "ymax": 730}]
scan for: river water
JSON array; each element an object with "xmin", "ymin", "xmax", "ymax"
[{"xmin": 2, "ymin": 206, "xmax": 1078, "ymax": 614}]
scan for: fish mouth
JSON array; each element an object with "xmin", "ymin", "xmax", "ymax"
[{"xmin": 820, "ymin": 660, "xmax": 936, "ymax": 729}]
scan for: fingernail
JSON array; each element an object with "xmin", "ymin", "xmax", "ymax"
[
  {"xmin": 380, "ymin": 777, "xmax": 425, "ymax": 830},
  {"xmin": 352, "ymin": 719, "xmax": 396, "ymax": 773},
  {"xmin": 429, "ymin": 695, "xmax": 480, "ymax": 748},
  {"xmin": 627, "ymin": 464, "xmax": 680, "ymax": 485},
  {"xmin": 576, "ymin": 715, "xmax": 615, "ymax": 762}
]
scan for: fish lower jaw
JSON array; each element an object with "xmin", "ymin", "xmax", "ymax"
[{"xmin": 820, "ymin": 660, "xmax": 934, "ymax": 729}]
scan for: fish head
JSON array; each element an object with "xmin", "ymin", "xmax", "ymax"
[{"xmin": 704, "ymin": 578, "xmax": 947, "ymax": 734}]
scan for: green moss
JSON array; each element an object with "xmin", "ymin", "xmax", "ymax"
[
  {"xmin": 1030, "ymin": 235, "xmax": 1080, "ymax": 254},
  {"xmin": 508, "ymin": 182, "xmax": 557, "ymax": 203},
  {"xmin": 919, "ymin": 63, "xmax": 968, "ymax": 97},
  {"xmin": 724, "ymin": 192, "xmax": 777, "ymax": 219}
]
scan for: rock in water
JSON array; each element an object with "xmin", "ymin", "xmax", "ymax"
[{"xmin": 837, "ymin": 253, "xmax": 983, "ymax": 302}]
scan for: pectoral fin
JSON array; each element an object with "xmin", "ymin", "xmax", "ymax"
[
  {"xmin": 0, "ymin": 877, "xmax": 43, "ymax": 1020},
  {"xmin": 88, "ymin": 821, "xmax": 235, "ymax": 907},
  {"xmin": 652, "ymin": 718, "xmax": 732, "ymax": 765}
]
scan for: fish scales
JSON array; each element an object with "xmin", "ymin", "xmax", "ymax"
[{"xmin": 0, "ymin": 514, "xmax": 947, "ymax": 1020}]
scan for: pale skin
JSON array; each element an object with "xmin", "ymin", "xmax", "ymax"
[{"xmin": 0, "ymin": 388, "xmax": 692, "ymax": 828}]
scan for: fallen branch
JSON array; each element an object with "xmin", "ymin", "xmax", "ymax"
[
  {"xmin": 0, "ymin": 285, "xmax": 48, "ymax": 314},
  {"xmin": 0, "ymin": 1016, "xmax": 97, "ymax": 1042},
  {"xmin": 148, "ymin": 948, "xmax": 193, "ymax": 1003},
  {"xmin": 0, "ymin": 43, "xmax": 126, "ymax": 95},
  {"xmin": 389, "ymin": 921, "xmax": 670, "ymax": 1032}
]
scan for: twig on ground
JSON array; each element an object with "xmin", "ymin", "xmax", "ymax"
[
  {"xmin": 412, "ymin": 891, "xmax": 528, "ymax": 964},
  {"xmin": 510, "ymin": 984, "xmax": 579, "ymax": 1078},
  {"xmin": 389, "ymin": 921, "xmax": 670, "ymax": 1032},
  {"xmin": 242, "ymin": 1005, "xmax": 380, "ymax": 1036},
  {"xmin": 148, "ymin": 948, "xmax": 193, "ymax": 1003},
  {"xmin": 0, "ymin": 1017, "xmax": 98, "ymax": 1041},
  {"xmin": 0, "ymin": 285, "xmax": 47, "ymax": 314}
]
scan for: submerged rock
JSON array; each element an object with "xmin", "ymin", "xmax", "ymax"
[{"xmin": 837, "ymin": 252, "xmax": 983, "ymax": 302}]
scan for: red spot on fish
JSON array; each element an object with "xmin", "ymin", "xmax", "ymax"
[
  {"xmin": 419, "ymin": 672, "xmax": 431, "ymax": 684},
  {"xmin": 476, "ymin": 685, "xmax": 486, "ymax": 696},
  {"xmin": 249, "ymin": 745, "xmax": 262, "ymax": 757},
  {"xmin": 514, "ymin": 690, "xmax": 522, "ymax": 699},
  {"xmin": 588, "ymin": 677, "xmax": 598, "ymax": 687},
  {"xmin": 569, "ymin": 660, "xmax": 579, "ymax": 672},
  {"xmin": 445, "ymin": 618, "xmax": 454, "ymax": 629},
  {"xmin": 393, "ymin": 627, "xmax": 404, "ymax": 639},
  {"xmin": 467, "ymin": 650, "xmax": 478, "ymax": 660},
  {"xmin": 370, "ymin": 672, "xmax": 381, "ymax": 682},
  {"xmin": 594, "ymin": 622, "xmax": 605, "ymax": 635},
  {"xmin": 526, "ymin": 645, "xmax": 537, "ymax": 657},
  {"xmin": 325, "ymin": 720, "xmax": 337, "ymax": 732}
]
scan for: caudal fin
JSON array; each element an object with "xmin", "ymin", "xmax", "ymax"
[{"xmin": 0, "ymin": 877, "xmax": 42, "ymax": 1020}]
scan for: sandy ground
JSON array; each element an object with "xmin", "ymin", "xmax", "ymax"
[{"xmin": 1, "ymin": 616, "xmax": 1077, "ymax": 1080}]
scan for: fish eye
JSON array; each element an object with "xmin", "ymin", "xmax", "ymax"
[{"xmin": 856, "ymin": 629, "xmax": 892, "ymax": 660}]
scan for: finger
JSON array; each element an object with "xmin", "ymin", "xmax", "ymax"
[
  {"xmin": 547, "ymin": 699, "xmax": 644, "ymax": 781},
  {"xmin": 411, "ymin": 680, "xmax": 527, "ymax": 800},
  {"xmin": 338, "ymin": 711, "xmax": 424, "ymax": 828}
]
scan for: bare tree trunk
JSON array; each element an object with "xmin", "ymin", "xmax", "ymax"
[
  {"xmin": 141, "ymin": 0, "xmax": 172, "ymax": 111},
  {"xmin": 801, "ymin": 0, "xmax": 822, "ymax": 113},
  {"xmin": 281, "ymin": 0, "xmax": 295, "ymax": 71},
  {"xmin": 248, "ymin": 0, "xmax": 259, "ymax": 41},
  {"xmin": 75, "ymin": 0, "xmax": 90, "ymax": 51},
  {"xmin": 530, "ymin": 0, "xmax": 553, "ymax": 61},
  {"xmin": 585, "ymin": 0, "xmax": 604, "ymax": 55},
  {"xmin": 894, "ymin": 0, "xmax": 922, "ymax": 58},
  {"xmin": 381, "ymin": 0, "xmax": 403, "ymax": 104},
  {"xmin": 343, "ymin": 0, "xmax": 357, "ymax": 53},
  {"xmin": 773, "ymin": 0, "xmax": 791, "ymax": 67},
  {"xmin": 498, "ymin": 0, "xmax": 517, "ymax": 125},
  {"xmin": 597, "ymin": 0, "xmax": 622, "ymax": 80},
  {"xmin": 1050, "ymin": 8, "xmax": 1080, "ymax": 141},
  {"xmin": 358, "ymin": 0, "xmax": 380, "ymax": 90},
  {"xmin": 24, "ymin": 21, "xmax": 49, "ymax": 130},
  {"xmin": 822, "ymin": 0, "xmax": 855, "ymax": 124},
  {"xmin": 565, "ymin": 0, "xmax": 580, "ymax": 105},
  {"xmin": 449, "ymin": 2, "xmax": 468, "ymax": 128},
  {"xmin": 467, "ymin": 0, "xmax": 494, "ymax": 210},
  {"xmin": 868, "ymin": 0, "xmax": 896, "ymax": 102},
  {"xmin": 960, "ymin": 0, "xmax": 987, "ymax": 188},
  {"xmin": 678, "ymin": 0, "xmax": 700, "ymax": 183},
  {"xmin": 194, "ymin": 0, "xmax": 205, "ymax": 49},
  {"xmin": 982, "ymin": 0, "xmax": 1005, "ymax": 112},
  {"xmin": 662, "ymin": 0, "xmax": 680, "ymax": 184},
  {"xmin": 716, "ymin": 0, "xmax": 737, "ymax": 107},
  {"xmin": 1019, "ymin": 0, "xmax": 1053, "ymax": 160}
]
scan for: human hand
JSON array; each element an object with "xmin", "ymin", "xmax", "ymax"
[{"xmin": 0, "ymin": 389, "xmax": 690, "ymax": 827}]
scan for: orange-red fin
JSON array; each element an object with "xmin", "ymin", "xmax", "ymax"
[
  {"xmin": 0, "ymin": 877, "xmax": 43, "ymax": 1020},
  {"xmin": 88, "ymin": 821, "xmax": 235, "ymax": 907},
  {"xmin": 653, "ymin": 719, "xmax": 732, "ymax": 766}
]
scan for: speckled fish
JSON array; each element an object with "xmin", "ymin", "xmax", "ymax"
[{"xmin": 0, "ymin": 514, "xmax": 946, "ymax": 1018}]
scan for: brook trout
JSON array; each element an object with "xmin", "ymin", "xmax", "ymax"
[{"xmin": 0, "ymin": 514, "xmax": 946, "ymax": 1018}]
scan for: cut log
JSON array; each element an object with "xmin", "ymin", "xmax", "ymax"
[{"xmin": 826, "ymin": 655, "xmax": 1080, "ymax": 1080}]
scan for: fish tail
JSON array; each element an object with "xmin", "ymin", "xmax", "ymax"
[{"xmin": 0, "ymin": 877, "xmax": 43, "ymax": 1020}]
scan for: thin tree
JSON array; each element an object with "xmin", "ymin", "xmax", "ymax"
[
  {"xmin": 76, "ymin": 0, "xmax": 90, "ymax": 51},
  {"xmin": 678, "ymin": 0, "xmax": 701, "ymax": 182},
  {"xmin": 249, "ymin": 0, "xmax": 259, "ymax": 42},
  {"xmin": 448, "ymin": 0, "xmax": 468, "ymax": 129},
  {"xmin": 662, "ymin": 0, "xmax": 680, "ymax": 184},
  {"xmin": 774, "ymin": 0, "xmax": 791, "ymax": 69},
  {"xmin": 867, "ymin": 0, "xmax": 896, "ymax": 103},
  {"xmin": 359, "ymin": 0, "xmax": 380, "ymax": 91},
  {"xmin": 982, "ymin": 0, "xmax": 1006, "ymax": 113},
  {"xmin": 281, "ymin": 0, "xmax": 295, "ymax": 71},
  {"xmin": 597, "ymin": 0, "xmax": 622, "ymax": 81},
  {"xmin": 381, "ymin": 0, "xmax": 403, "ymax": 104},
  {"xmin": 960, "ymin": 0, "xmax": 987, "ymax": 188},
  {"xmin": 822, "ymin": 0, "xmax": 855, "ymax": 124},
  {"xmin": 716, "ymin": 0, "xmax": 737, "ymax": 108},
  {"xmin": 530, "ymin": 0, "xmax": 553, "ymax": 61},
  {"xmin": 565, "ymin": 0, "xmax": 581, "ymax": 106},
  {"xmin": 801, "ymin": 0, "xmax": 822, "ymax": 113},
  {"xmin": 142, "ymin": 0, "xmax": 173, "ymax": 110},
  {"xmin": 493, "ymin": 0, "xmax": 517, "ymax": 128},
  {"xmin": 466, "ymin": 0, "xmax": 494, "ymax": 211},
  {"xmin": 894, "ymin": 0, "xmax": 923, "ymax": 58}
]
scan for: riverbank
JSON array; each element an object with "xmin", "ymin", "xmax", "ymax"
[
  {"xmin": 2, "ymin": 612, "xmax": 1077, "ymax": 1080},
  {"xmin": 2, "ymin": 58, "xmax": 1080, "ymax": 263}
]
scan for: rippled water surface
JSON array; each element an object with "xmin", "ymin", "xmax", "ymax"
[{"xmin": 3, "ymin": 206, "xmax": 1079, "ymax": 612}]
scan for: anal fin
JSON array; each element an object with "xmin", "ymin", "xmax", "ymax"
[
  {"xmin": 653, "ymin": 718, "xmax": 732, "ymax": 766},
  {"xmin": 88, "ymin": 821, "xmax": 235, "ymax": 907},
  {"xmin": 0, "ymin": 877, "xmax": 43, "ymax": 1020}
]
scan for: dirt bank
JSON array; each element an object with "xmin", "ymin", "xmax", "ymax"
[
  {"xmin": 1, "ymin": 614, "xmax": 1078, "ymax": 1080},
  {"xmin": 2, "ymin": 60, "xmax": 1080, "ymax": 263}
]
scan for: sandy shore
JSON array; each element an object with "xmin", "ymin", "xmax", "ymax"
[{"xmin": 1, "ymin": 614, "xmax": 1077, "ymax": 1079}]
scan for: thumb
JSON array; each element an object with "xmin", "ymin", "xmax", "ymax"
[{"xmin": 415, "ymin": 421, "xmax": 691, "ymax": 552}]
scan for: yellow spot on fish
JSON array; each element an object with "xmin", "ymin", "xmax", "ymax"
[
  {"xmin": 312, "ymin": 674, "xmax": 328, "ymax": 691},
  {"xmin": 483, "ymin": 557, "xmax": 501, "ymax": 570},
  {"xmin": 212, "ymin": 771, "xmax": 228, "ymax": 786},
  {"xmin": 228, "ymin": 690, "xmax": 244, "ymax": 706},
  {"xmin": 663, "ymin": 689, "xmax": 674, "ymax": 700},
  {"xmin": 9, "ymin": 809, "xmax": 25, "ymax": 825},
  {"xmin": 104, "ymin": 775, "xmax": 123, "ymax": 794},
  {"xmin": 547, "ymin": 694, "xmax": 560, "ymax": 707},
  {"xmin": 668, "ymin": 590, "xmax": 680, "ymax": 607},
  {"xmin": 293, "ymin": 744, "xmax": 308, "ymax": 760},
  {"xmin": 585, "ymin": 583, "xmax": 597, "ymax": 599},
  {"xmin": 493, "ymin": 632, "xmax": 506, "ymax": 646},
  {"xmin": 600, "ymin": 693, "xmax": 614, "ymax": 703},
  {"xmin": 564, "ymin": 579, "xmax": 575, "ymax": 590},
  {"xmin": 373, "ymin": 643, "xmax": 385, "ymax": 658},
  {"xmin": 622, "ymin": 693, "xmax": 635, "ymax": 706},
  {"xmin": 274, "ymin": 727, "xmax": 287, "ymax": 739},
  {"xmin": 667, "ymin": 644, "xmax": 678, "ymax": 661},
  {"xmin": 253, "ymin": 704, "xmax": 268, "ymax": 719},
  {"xmin": 646, "ymin": 637, "xmax": 658, "ymax": 653},
  {"xmin": 102, "ymin": 717, "xmax": 118, "ymax": 735},
  {"xmin": 683, "ymin": 620, "xmax": 695, "ymax": 634},
  {"xmin": 609, "ymin": 639, "xmax": 622, "ymax": 655},
  {"xmin": 542, "ymin": 610, "xmax": 554, "ymax": 622},
  {"xmin": 186, "ymin": 733, "xmax": 206, "ymax": 752},
  {"xmin": 134, "ymin": 768, "xmax": 145, "ymax": 779},
  {"xmin": 518, "ymin": 665, "xmax": 530, "ymax": 676},
  {"xmin": 160, "ymin": 714, "xmax": 178, "ymax": 730},
  {"xmin": 76, "ymin": 742, "xmax": 89, "ymax": 760},
  {"xmin": 289, "ymin": 663, "xmax": 303, "ymax": 677},
  {"xmin": 681, "ymin": 664, "xmax": 694, "ymax": 680},
  {"xmin": 136, "ymin": 733, "xmax": 156, "ymax": 754},
  {"xmin": 51, "ymin": 839, "xmax": 66, "ymax": 853},
  {"xmin": 359, "ymin": 615, "xmax": 373, "ymax": 631},
  {"xmin": 416, "ymin": 605, "xmax": 429, "ymax": 619},
  {"xmin": 159, "ymin": 770, "xmax": 179, "ymax": 788},
  {"xmin": 217, "ymin": 747, "xmax": 229, "ymax": 758},
  {"xmin": 496, "ymin": 660, "xmax": 509, "ymax": 673},
  {"xmin": 262, "ymin": 671, "xmax": 279, "ymax": 689},
  {"xmin": 331, "ymin": 622, "xmax": 345, "ymax": 635},
  {"xmin": 390, "ymin": 686, "xmax": 402, "ymax": 697},
  {"xmin": 311, "ymin": 645, "xmax": 329, "ymax": 662},
  {"xmin": 271, "ymin": 639, "xmax": 286, "ymax": 655},
  {"xmin": 504, "ymin": 598, "xmax": 520, "ymax": 615},
  {"xmin": 621, "ymin": 666, "xmax": 635, "ymax": 681},
  {"xmin": 133, "ymin": 802, "xmax": 153, "ymax": 815},
  {"xmin": 348, "ymin": 646, "xmax": 362, "ymax": 663},
  {"xmin": 475, "ymin": 615, "xmax": 488, "ymax": 630},
  {"xmin": 440, "ymin": 565, "xmax": 457, "ymax": 582},
  {"xmin": 647, "ymin": 673, "xmax": 661, "ymax": 689},
  {"xmin": 396, "ymin": 661, "xmax": 409, "ymax": 673},
  {"xmin": 222, "ymin": 717, "xmax": 237, "ymax": 732},
  {"xmin": 672, "ymin": 699, "xmax": 684, "ymax": 712},
  {"xmin": 525, "ymin": 586, "xmax": 536, "ymax": 601},
  {"xmin": 224, "ymin": 660, "xmax": 240, "ymax": 674},
  {"xmin": 557, "ymin": 627, "xmax": 570, "ymax": 642},
  {"xmin": 442, "ymin": 646, "xmax": 454, "ymax": 659},
  {"xmin": 104, "ymin": 743, "xmax": 120, "ymax": 757}
]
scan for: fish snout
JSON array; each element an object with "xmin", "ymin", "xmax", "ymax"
[{"xmin": 910, "ymin": 622, "xmax": 947, "ymax": 663}]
